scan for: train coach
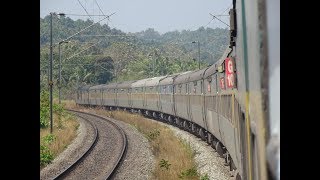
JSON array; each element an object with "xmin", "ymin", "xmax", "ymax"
[
  {"xmin": 76, "ymin": 48, "xmax": 244, "ymax": 179},
  {"xmin": 75, "ymin": 0, "xmax": 279, "ymax": 179}
]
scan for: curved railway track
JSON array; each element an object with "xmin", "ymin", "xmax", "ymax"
[{"xmin": 53, "ymin": 109, "xmax": 127, "ymax": 180}]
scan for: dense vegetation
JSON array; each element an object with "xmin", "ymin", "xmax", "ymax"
[
  {"xmin": 40, "ymin": 91, "xmax": 79, "ymax": 168},
  {"xmin": 40, "ymin": 14, "xmax": 229, "ymax": 98}
]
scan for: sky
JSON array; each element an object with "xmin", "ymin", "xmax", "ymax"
[{"xmin": 40, "ymin": 0, "xmax": 231, "ymax": 34}]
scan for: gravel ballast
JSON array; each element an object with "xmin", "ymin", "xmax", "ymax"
[{"xmin": 41, "ymin": 110, "xmax": 232, "ymax": 180}]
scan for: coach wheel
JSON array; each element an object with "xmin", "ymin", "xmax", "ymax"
[
  {"xmin": 199, "ymin": 129, "xmax": 205, "ymax": 141},
  {"xmin": 175, "ymin": 118, "xmax": 180, "ymax": 126},
  {"xmin": 191, "ymin": 123, "xmax": 195, "ymax": 133},
  {"xmin": 224, "ymin": 152, "xmax": 230, "ymax": 166},
  {"xmin": 215, "ymin": 141, "xmax": 225, "ymax": 157},
  {"xmin": 168, "ymin": 116, "xmax": 172, "ymax": 124},
  {"xmin": 233, "ymin": 170, "xmax": 241, "ymax": 180},
  {"xmin": 183, "ymin": 121, "xmax": 188, "ymax": 130},
  {"xmin": 207, "ymin": 134, "xmax": 212, "ymax": 145}
]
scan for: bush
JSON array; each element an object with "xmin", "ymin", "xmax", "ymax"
[
  {"xmin": 53, "ymin": 103, "xmax": 64, "ymax": 115},
  {"xmin": 159, "ymin": 159, "xmax": 171, "ymax": 170},
  {"xmin": 40, "ymin": 90, "xmax": 65, "ymax": 128},
  {"xmin": 40, "ymin": 91, "xmax": 49, "ymax": 128},
  {"xmin": 42, "ymin": 134, "xmax": 56, "ymax": 145},
  {"xmin": 200, "ymin": 174, "xmax": 209, "ymax": 180},
  {"xmin": 40, "ymin": 144, "xmax": 53, "ymax": 166},
  {"xmin": 178, "ymin": 167, "xmax": 198, "ymax": 179},
  {"xmin": 147, "ymin": 129, "xmax": 160, "ymax": 141}
]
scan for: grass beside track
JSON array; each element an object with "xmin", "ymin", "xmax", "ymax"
[
  {"xmin": 40, "ymin": 101, "xmax": 79, "ymax": 170},
  {"xmin": 65, "ymin": 100, "xmax": 202, "ymax": 180}
]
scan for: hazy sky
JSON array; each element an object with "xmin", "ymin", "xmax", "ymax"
[{"xmin": 40, "ymin": 0, "xmax": 231, "ymax": 34}]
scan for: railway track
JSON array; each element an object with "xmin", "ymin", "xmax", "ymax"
[{"xmin": 53, "ymin": 110, "xmax": 127, "ymax": 180}]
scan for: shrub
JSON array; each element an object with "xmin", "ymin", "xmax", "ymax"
[
  {"xmin": 159, "ymin": 159, "xmax": 171, "ymax": 170},
  {"xmin": 147, "ymin": 129, "xmax": 160, "ymax": 141},
  {"xmin": 40, "ymin": 144, "xmax": 53, "ymax": 166},
  {"xmin": 178, "ymin": 167, "xmax": 198, "ymax": 179},
  {"xmin": 42, "ymin": 134, "xmax": 56, "ymax": 145},
  {"xmin": 40, "ymin": 91, "xmax": 49, "ymax": 128},
  {"xmin": 200, "ymin": 174, "xmax": 209, "ymax": 180}
]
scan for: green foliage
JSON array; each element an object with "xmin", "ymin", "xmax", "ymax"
[
  {"xmin": 40, "ymin": 16, "xmax": 228, "ymax": 97},
  {"xmin": 42, "ymin": 134, "xmax": 56, "ymax": 145},
  {"xmin": 159, "ymin": 159, "xmax": 171, "ymax": 170},
  {"xmin": 179, "ymin": 138, "xmax": 196, "ymax": 158},
  {"xmin": 40, "ymin": 90, "xmax": 66, "ymax": 128},
  {"xmin": 40, "ymin": 144, "xmax": 54, "ymax": 166},
  {"xmin": 53, "ymin": 103, "xmax": 64, "ymax": 115},
  {"xmin": 178, "ymin": 167, "xmax": 199, "ymax": 179},
  {"xmin": 40, "ymin": 91, "xmax": 50, "ymax": 128},
  {"xmin": 147, "ymin": 129, "xmax": 160, "ymax": 141},
  {"xmin": 200, "ymin": 174, "xmax": 210, "ymax": 180}
]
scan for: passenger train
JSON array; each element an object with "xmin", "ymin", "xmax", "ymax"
[{"xmin": 76, "ymin": 0, "xmax": 280, "ymax": 179}]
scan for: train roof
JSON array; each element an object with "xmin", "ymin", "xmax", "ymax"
[
  {"xmin": 203, "ymin": 64, "xmax": 218, "ymax": 78},
  {"xmin": 145, "ymin": 76, "xmax": 166, "ymax": 87},
  {"xmin": 188, "ymin": 67, "xmax": 209, "ymax": 82},
  {"xmin": 204, "ymin": 47, "xmax": 232, "ymax": 78},
  {"xmin": 217, "ymin": 47, "xmax": 232, "ymax": 64},
  {"xmin": 131, "ymin": 78, "xmax": 152, "ymax": 88},
  {"xmin": 116, "ymin": 80, "xmax": 136, "ymax": 89},
  {"xmin": 89, "ymin": 84, "xmax": 105, "ymax": 90},
  {"xmin": 78, "ymin": 85, "xmax": 91, "ymax": 91},
  {"xmin": 173, "ymin": 70, "xmax": 194, "ymax": 84},
  {"xmin": 158, "ymin": 73, "xmax": 181, "ymax": 85},
  {"xmin": 101, "ymin": 82, "xmax": 118, "ymax": 89}
]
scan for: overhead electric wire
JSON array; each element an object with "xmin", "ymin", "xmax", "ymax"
[
  {"xmin": 209, "ymin": 13, "xmax": 230, "ymax": 27},
  {"xmin": 206, "ymin": 3, "xmax": 232, "ymax": 28},
  {"xmin": 94, "ymin": 0, "xmax": 106, "ymax": 17},
  {"xmin": 77, "ymin": 0, "xmax": 93, "ymax": 21},
  {"xmin": 220, "ymin": 3, "xmax": 233, "ymax": 15},
  {"xmin": 58, "ymin": 13, "xmax": 114, "ymax": 43},
  {"xmin": 63, "ymin": 14, "xmax": 107, "ymax": 16},
  {"xmin": 65, "ymin": 40, "xmax": 101, "ymax": 60}
]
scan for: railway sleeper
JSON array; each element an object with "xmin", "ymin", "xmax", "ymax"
[{"xmin": 78, "ymin": 105, "xmax": 239, "ymax": 179}]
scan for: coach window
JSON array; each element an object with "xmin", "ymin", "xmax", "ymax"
[
  {"xmin": 212, "ymin": 74, "xmax": 216, "ymax": 94},
  {"xmin": 193, "ymin": 81, "xmax": 197, "ymax": 94},
  {"xmin": 181, "ymin": 84, "xmax": 183, "ymax": 94},
  {"xmin": 207, "ymin": 78, "xmax": 212, "ymax": 93},
  {"xmin": 169, "ymin": 85, "xmax": 173, "ymax": 93}
]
